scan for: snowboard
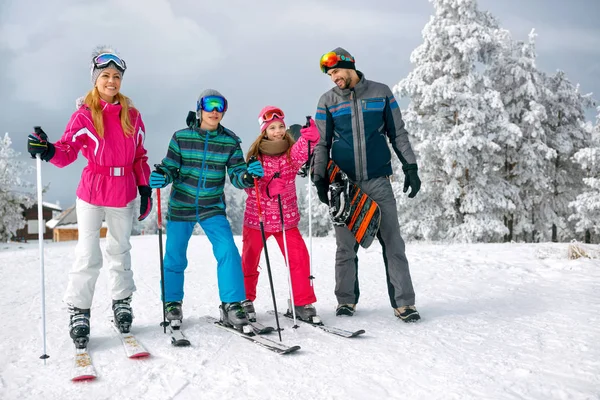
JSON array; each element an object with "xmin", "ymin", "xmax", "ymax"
[
  {"xmin": 326, "ymin": 160, "xmax": 381, "ymax": 249},
  {"xmin": 288, "ymin": 122, "xmax": 381, "ymax": 248}
]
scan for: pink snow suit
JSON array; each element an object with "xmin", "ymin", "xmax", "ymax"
[
  {"xmin": 242, "ymin": 135, "xmax": 317, "ymax": 306},
  {"xmin": 50, "ymin": 99, "xmax": 150, "ymax": 207}
]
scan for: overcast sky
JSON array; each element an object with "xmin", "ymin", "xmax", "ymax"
[{"xmin": 1, "ymin": 0, "xmax": 599, "ymax": 209}]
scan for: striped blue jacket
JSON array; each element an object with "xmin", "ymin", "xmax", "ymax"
[
  {"xmin": 157, "ymin": 115, "xmax": 251, "ymax": 222},
  {"xmin": 312, "ymin": 72, "xmax": 417, "ymax": 182}
]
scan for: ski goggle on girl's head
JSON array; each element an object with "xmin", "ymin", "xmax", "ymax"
[
  {"xmin": 258, "ymin": 107, "xmax": 285, "ymax": 126},
  {"xmin": 93, "ymin": 53, "xmax": 127, "ymax": 73},
  {"xmin": 319, "ymin": 52, "xmax": 354, "ymax": 72},
  {"xmin": 197, "ymin": 95, "xmax": 228, "ymax": 113}
]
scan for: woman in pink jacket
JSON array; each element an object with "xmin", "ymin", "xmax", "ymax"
[
  {"xmin": 27, "ymin": 46, "xmax": 151, "ymax": 349},
  {"xmin": 241, "ymin": 106, "xmax": 321, "ymax": 324}
]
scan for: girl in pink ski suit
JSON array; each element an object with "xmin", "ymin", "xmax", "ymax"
[
  {"xmin": 27, "ymin": 46, "xmax": 151, "ymax": 345},
  {"xmin": 241, "ymin": 106, "xmax": 321, "ymax": 322}
]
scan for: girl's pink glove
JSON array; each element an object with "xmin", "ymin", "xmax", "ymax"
[
  {"xmin": 300, "ymin": 118, "xmax": 320, "ymax": 143},
  {"xmin": 266, "ymin": 177, "xmax": 286, "ymax": 199}
]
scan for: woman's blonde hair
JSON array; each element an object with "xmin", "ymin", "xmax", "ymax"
[
  {"xmin": 83, "ymin": 87, "xmax": 135, "ymax": 138},
  {"xmin": 246, "ymin": 129, "xmax": 296, "ymax": 162}
]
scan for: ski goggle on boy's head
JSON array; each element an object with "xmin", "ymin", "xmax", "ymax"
[
  {"xmin": 319, "ymin": 52, "xmax": 354, "ymax": 72},
  {"xmin": 93, "ymin": 53, "xmax": 127, "ymax": 73},
  {"xmin": 258, "ymin": 107, "xmax": 285, "ymax": 126},
  {"xmin": 197, "ymin": 95, "xmax": 228, "ymax": 113}
]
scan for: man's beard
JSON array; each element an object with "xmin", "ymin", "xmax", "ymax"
[{"xmin": 336, "ymin": 77, "xmax": 350, "ymax": 89}]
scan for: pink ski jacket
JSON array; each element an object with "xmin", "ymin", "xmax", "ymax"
[
  {"xmin": 50, "ymin": 98, "xmax": 150, "ymax": 207},
  {"xmin": 244, "ymin": 136, "xmax": 312, "ymax": 233}
]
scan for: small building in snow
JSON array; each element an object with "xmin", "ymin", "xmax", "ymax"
[
  {"xmin": 13, "ymin": 202, "xmax": 63, "ymax": 242},
  {"xmin": 47, "ymin": 205, "xmax": 108, "ymax": 242}
]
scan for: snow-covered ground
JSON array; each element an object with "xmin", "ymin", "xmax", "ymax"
[{"xmin": 0, "ymin": 236, "xmax": 598, "ymax": 400}]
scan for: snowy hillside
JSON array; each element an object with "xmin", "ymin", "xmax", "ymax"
[{"xmin": 0, "ymin": 236, "xmax": 598, "ymax": 400}]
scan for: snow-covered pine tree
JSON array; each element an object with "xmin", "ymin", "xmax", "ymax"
[
  {"xmin": 299, "ymin": 181, "xmax": 332, "ymax": 237},
  {"xmin": 394, "ymin": 0, "xmax": 520, "ymax": 242},
  {"xmin": 487, "ymin": 30, "xmax": 555, "ymax": 242},
  {"xmin": 569, "ymin": 106, "xmax": 600, "ymax": 243},
  {"xmin": 223, "ymin": 180, "xmax": 247, "ymax": 235},
  {"xmin": 542, "ymin": 71, "xmax": 594, "ymax": 242},
  {"xmin": 0, "ymin": 133, "xmax": 35, "ymax": 242}
]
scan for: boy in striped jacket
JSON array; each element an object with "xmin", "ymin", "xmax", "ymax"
[{"xmin": 149, "ymin": 89, "xmax": 264, "ymax": 332}]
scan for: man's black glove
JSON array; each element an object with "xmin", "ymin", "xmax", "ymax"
[
  {"xmin": 138, "ymin": 186, "xmax": 152, "ymax": 221},
  {"xmin": 312, "ymin": 177, "xmax": 329, "ymax": 205},
  {"xmin": 402, "ymin": 164, "xmax": 421, "ymax": 198},
  {"xmin": 27, "ymin": 126, "xmax": 55, "ymax": 161}
]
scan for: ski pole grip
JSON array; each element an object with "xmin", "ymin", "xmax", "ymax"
[{"xmin": 304, "ymin": 116, "xmax": 311, "ymax": 128}]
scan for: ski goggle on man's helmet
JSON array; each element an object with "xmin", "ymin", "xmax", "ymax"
[
  {"xmin": 92, "ymin": 53, "xmax": 127, "ymax": 73},
  {"xmin": 197, "ymin": 95, "xmax": 228, "ymax": 113},
  {"xmin": 319, "ymin": 52, "xmax": 355, "ymax": 73}
]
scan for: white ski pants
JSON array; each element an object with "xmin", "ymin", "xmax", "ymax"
[{"xmin": 63, "ymin": 198, "xmax": 136, "ymax": 309}]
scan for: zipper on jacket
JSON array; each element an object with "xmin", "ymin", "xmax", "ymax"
[{"xmin": 352, "ymin": 90, "xmax": 363, "ymax": 179}]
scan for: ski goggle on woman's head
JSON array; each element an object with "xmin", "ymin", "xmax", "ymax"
[
  {"xmin": 258, "ymin": 107, "xmax": 285, "ymax": 126},
  {"xmin": 197, "ymin": 95, "xmax": 228, "ymax": 113},
  {"xmin": 93, "ymin": 53, "xmax": 127, "ymax": 73},
  {"xmin": 319, "ymin": 52, "xmax": 354, "ymax": 73}
]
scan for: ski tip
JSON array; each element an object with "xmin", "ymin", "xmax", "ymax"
[
  {"xmin": 72, "ymin": 375, "xmax": 97, "ymax": 382},
  {"xmin": 171, "ymin": 339, "xmax": 191, "ymax": 347},
  {"xmin": 281, "ymin": 345, "xmax": 302, "ymax": 355},
  {"xmin": 350, "ymin": 329, "xmax": 366, "ymax": 337},
  {"xmin": 129, "ymin": 352, "xmax": 151, "ymax": 358}
]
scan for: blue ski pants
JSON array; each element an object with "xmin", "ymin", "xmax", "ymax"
[{"xmin": 162, "ymin": 215, "xmax": 246, "ymax": 303}]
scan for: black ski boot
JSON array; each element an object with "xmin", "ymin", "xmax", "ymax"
[
  {"xmin": 112, "ymin": 295, "xmax": 133, "ymax": 333},
  {"xmin": 68, "ymin": 305, "xmax": 91, "ymax": 349},
  {"xmin": 241, "ymin": 299, "xmax": 256, "ymax": 322},
  {"xmin": 220, "ymin": 302, "xmax": 252, "ymax": 334},
  {"xmin": 165, "ymin": 301, "xmax": 183, "ymax": 328}
]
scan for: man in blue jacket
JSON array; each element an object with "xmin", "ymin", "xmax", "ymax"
[{"xmin": 311, "ymin": 48, "xmax": 421, "ymax": 322}]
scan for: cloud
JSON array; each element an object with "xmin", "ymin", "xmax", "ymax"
[
  {"xmin": 499, "ymin": 16, "xmax": 600, "ymax": 55},
  {"xmin": 0, "ymin": 0, "xmax": 223, "ymax": 111}
]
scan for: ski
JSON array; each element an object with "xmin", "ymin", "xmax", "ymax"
[
  {"xmin": 110, "ymin": 320, "xmax": 151, "ymax": 358},
  {"xmin": 72, "ymin": 347, "xmax": 97, "ymax": 381},
  {"xmin": 269, "ymin": 310, "xmax": 365, "ymax": 338},
  {"xmin": 165, "ymin": 321, "xmax": 191, "ymax": 347},
  {"xmin": 201, "ymin": 316, "xmax": 300, "ymax": 355},
  {"xmin": 249, "ymin": 320, "xmax": 275, "ymax": 335}
]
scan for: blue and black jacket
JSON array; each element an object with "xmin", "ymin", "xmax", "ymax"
[{"xmin": 312, "ymin": 71, "xmax": 417, "ymax": 182}]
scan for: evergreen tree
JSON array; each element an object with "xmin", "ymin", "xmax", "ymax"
[
  {"xmin": 223, "ymin": 180, "xmax": 247, "ymax": 235},
  {"xmin": 542, "ymin": 71, "xmax": 594, "ymax": 242},
  {"xmin": 394, "ymin": 0, "xmax": 519, "ymax": 242},
  {"xmin": 0, "ymin": 133, "xmax": 35, "ymax": 242},
  {"xmin": 488, "ymin": 30, "xmax": 555, "ymax": 242},
  {"xmin": 569, "ymin": 106, "xmax": 600, "ymax": 242}
]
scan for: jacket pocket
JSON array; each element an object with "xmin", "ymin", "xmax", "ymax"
[{"xmin": 362, "ymin": 98, "xmax": 385, "ymax": 111}]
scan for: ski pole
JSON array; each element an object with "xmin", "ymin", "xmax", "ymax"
[
  {"xmin": 274, "ymin": 172, "xmax": 298, "ymax": 328},
  {"xmin": 303, "ymin": 116, "xmax": 315, "ymax": 287},
  {"xmin": 253, "ymin": 171, "xmax": 283, "ymax": 341},
  {"xmin": 33, "ymin": 127, "xmax": 49, "ymax": 364},
  {"xmin": 157, "ymin": 188, "xmax": 167, "ymax": 333}
]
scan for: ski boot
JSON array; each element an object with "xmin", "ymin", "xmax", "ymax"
[
  {"xmin": 241, "ymin": 299, "xmax": 256, "ymax": 322},
  {"xmin": 165, "ymin": 301, "xmax": 183, "ymax": 328},
  {"xmin": 68, "ymin": 305, "xmax": 91, "ymax": 349},
  {"xmin": 289, "ymin": 300, "xmax": 322, "ymax": 324},
  {"xmin": 394, "ymin": 305, "xmax": 421, "ymax": 323},
  {"xmin": 220, "ymin": 302, "xmax": 252, "ymax": 334},
  {"xmin": 112, "ymin": 295, "xmax": 133, "ymax": 333},
  {"xmin": 336, "ymin": 303, "xmax": 356, "ymax": 317}
]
